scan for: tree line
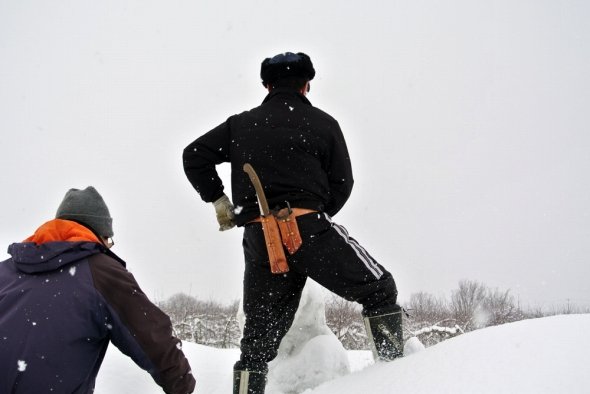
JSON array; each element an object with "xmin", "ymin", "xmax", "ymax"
[
  {"xmin": 157, "ymin": 280, "xmax": 589, "ymax": 350},
  {"xmin": 157, "ymin": 293, "xmax": 241, "ymax": 348}
]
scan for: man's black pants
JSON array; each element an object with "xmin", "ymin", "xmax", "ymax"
[{"xmin": 235, "ymin": 212, "xmax": 399, "ymax": 372}]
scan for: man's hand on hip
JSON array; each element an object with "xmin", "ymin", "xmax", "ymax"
[{"xmin": 213, "ymin": 194, "xmax": 236, "ymax": 231}]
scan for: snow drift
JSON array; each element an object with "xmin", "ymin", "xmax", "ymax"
[{"xmin": 95, "ymin": 314, "xmax": 590, "ymax": 393}]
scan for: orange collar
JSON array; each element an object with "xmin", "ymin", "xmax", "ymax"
[{"xmin": 25, "ymin": 219, "xmax": 101, "ymax": 245}]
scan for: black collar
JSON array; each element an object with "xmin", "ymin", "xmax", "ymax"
[{"xmin": 262, "ymin": 88, "xmax": 312, "ymax": 106}]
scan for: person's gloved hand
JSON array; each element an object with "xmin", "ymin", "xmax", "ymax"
[{"xmin": 213, "ymin": 194, "xmax": 236, "ymax": 231}]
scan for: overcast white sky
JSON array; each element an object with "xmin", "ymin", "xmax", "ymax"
[{"xmin": 1, "ymin": 0, "xmax": 589, "ymax": 309}]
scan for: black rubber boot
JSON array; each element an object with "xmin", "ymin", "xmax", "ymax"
[
  {"xmin": 364, "ymin": 307, "xmax": 404, "ymax": 361},
  {"xmin": 233, "ymin": 370, "xmax": 267, "ymax": 394}
]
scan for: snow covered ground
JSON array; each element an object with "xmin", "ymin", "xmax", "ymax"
[{"xmin": 96, "ymin": 314, "xmax": 590, "ymax": 394}]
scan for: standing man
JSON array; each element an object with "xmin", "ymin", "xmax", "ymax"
[
  {"xmin": 183, "ymin": 52, "xmax": 403, "ymax": 394},
  {"xmin": 0, "ymin": 186, "xmax": 196, "ymax": 394}
]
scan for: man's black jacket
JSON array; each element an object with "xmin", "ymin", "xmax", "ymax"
[{"xmin": 183, "ymin": 88, "xmax": 354, "ymax": 226}]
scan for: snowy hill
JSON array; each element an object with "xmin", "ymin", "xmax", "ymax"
[{"xmin": 95, "ymin": 314, "xmax": 590, "ymax": 394}]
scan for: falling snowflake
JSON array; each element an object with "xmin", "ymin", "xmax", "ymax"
[
  {"xmin": 17, "ymin": 360, "xmax": 27, "ymax": 372},
  {"xmin": 69, "ymin": 266, "xmax": 76, "ymax": 276}
]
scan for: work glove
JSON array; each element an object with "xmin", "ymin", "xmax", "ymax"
[{"xmin": 213, "ymin": 194, "xmax": 236, "ymax": 231}]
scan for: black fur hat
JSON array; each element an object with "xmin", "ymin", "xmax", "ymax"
[{"xmin": 260, "ymin": 52, "xmax": 315, "ymax": 86}]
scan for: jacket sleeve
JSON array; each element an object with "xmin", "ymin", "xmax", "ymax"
[
  {"xmin": 89, "ymin": 254, "xmax": 196, "ymax": 394},
  {"xmin": 182, "ymin": 119, "xmax": 232, "ymax": 203},
  {"xmin": 324, "ymin": 120, "xmax": 354, "ymax": 216}
]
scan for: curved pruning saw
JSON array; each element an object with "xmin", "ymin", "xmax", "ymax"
[{"xmin": 243, "ymin": 163, "xmax": 289, "ymax": 274}]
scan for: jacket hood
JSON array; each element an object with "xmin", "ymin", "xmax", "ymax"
[{"xmin": 7, "ymin": 219, "xmax": 105, "ymax": 274}]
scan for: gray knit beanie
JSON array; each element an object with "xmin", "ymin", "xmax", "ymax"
[{"xmin": 55, "ymin": 186, "xmax": 114, "ymax": 237}]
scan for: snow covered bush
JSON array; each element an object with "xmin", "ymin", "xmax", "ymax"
[
  {"xmin": 158, "ymin": 293, "xmax": 241, "ymax": 348},
  {"xmin": 324, "ymin": 294, "xmax": 368, "ymax": 350},
  {"xmin": 404, "ymin": 280, "xmax": 528, "ymax": 346}
]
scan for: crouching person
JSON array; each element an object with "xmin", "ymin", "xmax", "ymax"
[{"xmin": 0, "ymin": 186, "xmax": 196, "ymax": 394}]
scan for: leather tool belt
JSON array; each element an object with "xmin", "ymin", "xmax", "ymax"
[{"xmin": 249, "ymin": 208, "xmax": 316, "ymax": 273}]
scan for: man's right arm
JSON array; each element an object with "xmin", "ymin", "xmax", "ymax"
[{"xmin": 325, "ymin": 120, "xmax": 354, "ymax": 216}]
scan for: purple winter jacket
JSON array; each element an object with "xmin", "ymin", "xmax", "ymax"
[{"xmin": 0, "ymin": 220, "xmax": 195, "ymax": 393}]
